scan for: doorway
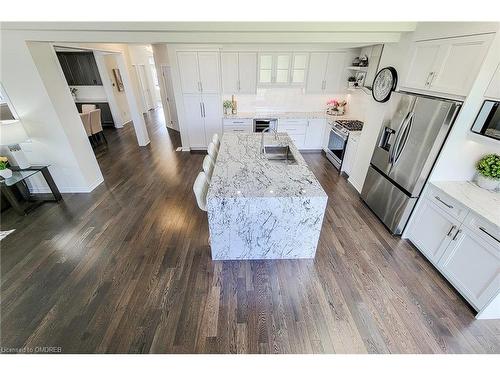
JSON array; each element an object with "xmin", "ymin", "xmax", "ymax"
[
  {"xmin": 135, "ymin": 64, "xmax": 154, "ymax": 113},
  {"xmin": 160, "ymin": 65, "xmax": 179, "ymax": 131}
]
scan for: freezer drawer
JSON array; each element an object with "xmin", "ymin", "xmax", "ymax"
[{"xmin": 361, "ymin": 166, "xmax": 417, "ymax": 235}]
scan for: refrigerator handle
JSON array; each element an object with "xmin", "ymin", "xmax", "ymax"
[
  {"xmin": 389, "ymin": 111, "xmax": 411, "ymax": 164},
  {"xmin": 393, "ymin": 112, "xmax": 414, "ymax": 165}
]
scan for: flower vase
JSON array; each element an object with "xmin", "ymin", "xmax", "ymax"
[
  {"xmin": 0, "ymin": 168, "xmax": 13, "ymax": 179},
  {"xmin": 476, "ymin": 174, "xmax": 500, "ymax": 191}
]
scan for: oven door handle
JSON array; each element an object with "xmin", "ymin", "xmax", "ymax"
[{"xmin": 331, "ymin": 127, "xmax": 348, "ymax": 140}]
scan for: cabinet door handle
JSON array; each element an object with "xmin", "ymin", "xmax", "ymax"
[
  {"xmin": 434, "ymin": 196, "xmax": 453, "ymax": 209},
  {"xmin": 447, "ymin": 225, "xmax": 457, "ymax": 237},
  {"xmin": 232, "ymin": 121, "xmax": 244, "ymax": 124},
  {"xmin": 479, "ymin": 227, "xmax": 500, "ymax": 244},
  {"xmin": 429, "ymin": 72, "xmax": 437, "ymax": 86},
  {"xmin": 238, "ymin": 80, "xmax": 241, "ymax": 91},
  {"xmin": 200, "ymin": 103, "xmax": 203, "ymax": 117},
  {"xmin": 452, "ymin": 229, "xmax": 462, "ymax": 241},
  {"xmin": 202, "ymin": 103, "xmax": 206, "ymax": 117},
  {"xmin": 424, "ymin": 73, "xmax": 432, "ymax": 87}
]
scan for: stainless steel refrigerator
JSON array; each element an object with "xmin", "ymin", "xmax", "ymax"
[{"xmin": 361, "ymin": 92, "xmax": 461, "ymax": 235}]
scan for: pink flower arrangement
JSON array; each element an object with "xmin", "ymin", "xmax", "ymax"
[{"xmin": 327, "ymin": 98, "xmax": 347, "ymax": 107}]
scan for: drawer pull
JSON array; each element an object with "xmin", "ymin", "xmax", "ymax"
[
  {"xmin": 435, "ymin": 196, "xmax": 453, "ymax": 209},
  {"xmin": 479, "ymin": 227, "xmax": 500, "ymax": 244},
  {"xmin": 232, "ymin": 121, "xmax": 244, "ymax": 124},
  {"xmin": 452, "ymin": 229, "xmax": 462, "ymax": 241},
  {"xmin": 447, "ymin": 225, "xmax": 456, "ymax": 237}
]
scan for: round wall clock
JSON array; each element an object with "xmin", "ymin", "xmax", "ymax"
[{"xmin": 372, "ymin": 67, "xmax": 398, "ymax": 103}]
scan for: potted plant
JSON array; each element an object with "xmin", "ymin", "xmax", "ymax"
[
  {"xmin": 223, "ymin": 100, "xmax": 233, "ymax": 115},
  {"xmin": 0, "ymin": 156, "xmax": 12, "ymax": 179},
  {"xmin": 347, "ymin": 76, "xmax": 356, "ymax": 88},
  {"xmin": 475, "ymin": 153, "xmax": 500, "ymax": 190}
]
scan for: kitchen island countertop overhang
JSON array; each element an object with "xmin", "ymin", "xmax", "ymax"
[{"xmin": 207, "ymin": 133, "xmax": 328, "ymax": 260}]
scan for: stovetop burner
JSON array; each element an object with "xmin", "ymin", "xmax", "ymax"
[{"xmin": 335, "ymin": 120, "xmax": 364, "ymax": 131}]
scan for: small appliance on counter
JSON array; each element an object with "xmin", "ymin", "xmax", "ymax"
[{"xmin": 325, "ymin": 120, "xmax": 364, "ymax": 170}]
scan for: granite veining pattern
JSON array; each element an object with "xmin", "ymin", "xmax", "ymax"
[
  {"xmin": 430, "ymin": 181, "xmax": 500, "ymax": 228},
  {"xmin": 207, "ymin": 133, "xmax": 328, "ymax": 260}
]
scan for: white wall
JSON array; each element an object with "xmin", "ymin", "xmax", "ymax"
[
  {"xmin": 70, "ymin": 85, "xmax": 107, "ymax": 102},
  {"xmin": 0, "ymin": 38, "xmax": 103, "ymax": 192},
  {"xmin": 102, "ymin": 54, "xmax": 131, "ymax": 124}
]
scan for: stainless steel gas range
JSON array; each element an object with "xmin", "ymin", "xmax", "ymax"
[{"xmin": 325, "ymin": 120, "xmax": 364, "ymax": 170}]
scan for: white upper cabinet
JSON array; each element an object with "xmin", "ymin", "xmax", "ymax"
[
  {"xmin": 306, "ymin": 52, "xmax": 346, "ymax": 93},
  {"xmin": 402, "ymin": 34, "xmax": 493, "ymax": 97},
  {"xmin": 177, "ymin": 51, "xmax": 220, "ymax": 94},
  {"xmin": 306, "ymin": 53, "xmax": 329, "ymax": 93},
  {"xmin": 221, "ymin": 52, "xmax": 257, "ymax": 94},
  {"xmin": 403, "ymin": 42, "xmax": 441, "ymax": 91},
  {"xmin": 197, "ymin": 52, "xmax": 220, "ymax": 93},
  {"xmin": 258, "ymin": 54, "xmax": 273, "ymax": 84},
  {"xmin": 177, "ymin": 52, "xmax": 200, "ymax": 94},
  {"xmin": 324, "ymin": 52, "xmax": 347, "ymax": 93},
  {"xmin": 221, "ymin": 52, "xmax": 239, "ymax": 93},
  {"xmin": 485, "ymin": 63, "xmax": 500, "ymax": 100}
]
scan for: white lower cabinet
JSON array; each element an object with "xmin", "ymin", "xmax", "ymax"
[
  {"xmin": 304, "ymin": 119, "xmax": 326, "ymax": 149},
  {"xmin": 438, "ymin": 226, "xmax": 500, "ymax": 310},
  {"xmin": 406, "ymin": 198, "xmax": 459, "ymax": 264},
  {"xmin": 278, "ymin": 118, "xmax": 326, "ymax": 150},
  {"xmin": 341, "ymin": 134, "xmax": 359, "ymax": 176},
  {"xmin": 183, "ymin": 94, "xmax": 221, "ymax": 149},
  {"xmin": 406, "ymin": 185, "xmax": 500, "ymax": 315}
]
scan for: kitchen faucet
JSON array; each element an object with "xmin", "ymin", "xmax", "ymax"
[{"xmin": 261, "ymin": 127, "xmax": 279, "ymax": 153}]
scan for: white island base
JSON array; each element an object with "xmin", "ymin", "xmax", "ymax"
[{"xmin": 207, "ymin": 133, "xmax": 327, "ymax": 260}]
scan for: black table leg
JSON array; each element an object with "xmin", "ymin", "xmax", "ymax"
[
  {"xmin": 40, "ymin": 167, "xmax": 62, "ymax": 201},
  {"xmin": 1, "ymin": 185, "xmax": 26, "ymax": 215}
]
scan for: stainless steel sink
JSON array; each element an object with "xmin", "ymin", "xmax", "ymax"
[{"xmin": 263, "ymin": 145, "xmax": 297, "ymax": 164}]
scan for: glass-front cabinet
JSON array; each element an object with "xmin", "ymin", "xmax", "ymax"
[{"xmin": 258, "ymin": 53, "xmax": 308, "ymax": 86}]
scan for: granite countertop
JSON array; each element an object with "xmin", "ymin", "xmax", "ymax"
[
  {"xmin": 430, "ymin": 181, "xmax": 500, "ymax": 228},
  {"xmin": 207, "ymin": 133, "xmax": 327, "ymax": 199},
  {"xmin": 223, "ymin": 111, "xmax": 327, "ymax": 119}
]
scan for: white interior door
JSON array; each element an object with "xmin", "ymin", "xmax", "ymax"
[{"xmin": 161, "ymin": 65, "xmax": 179, "ymax": 131}]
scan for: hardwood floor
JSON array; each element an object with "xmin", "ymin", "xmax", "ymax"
[{"xmin": 1, "ymin": 108, "xmax": 499, "ymax": 354}]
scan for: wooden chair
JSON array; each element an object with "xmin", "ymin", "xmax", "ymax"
[
  {"xmin": 207, "ymin": 142, "xmax": 218, "ymax": 162},
  {"xmin": 193, "ymin": 171, "xmax": 209, "ymax": 211},
  {"xmin": 81, "ymin": 104, "xmax": 97, "ymax": 113},
  {"xmin": 202, "ymin": 154, "xmax": 215, "ymax": 181},
  {"xmin": 79, "ymin": 112, "xmax": 92, "ymax": 137},
  {"xmin": 89, "ymin": 109, "xmax": 107, "ymax": 146}
]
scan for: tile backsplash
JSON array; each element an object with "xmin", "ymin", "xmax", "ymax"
[{"xmin": 223, "ymin": 87, "xmax": 368, "ymax": 121}]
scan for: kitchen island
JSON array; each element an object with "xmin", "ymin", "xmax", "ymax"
[{"xmin": 207, "ymin": 133, "xmax": 327, "ymax": 260}]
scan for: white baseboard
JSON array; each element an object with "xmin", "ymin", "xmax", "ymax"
[{"xmin": 28, "ymin": 176, "xmax": 104, "ymax": 194}]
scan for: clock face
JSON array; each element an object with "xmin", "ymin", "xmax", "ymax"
[{"xmin": 372, "ymin": 67, "xmax": 397, "ymax": 103}]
